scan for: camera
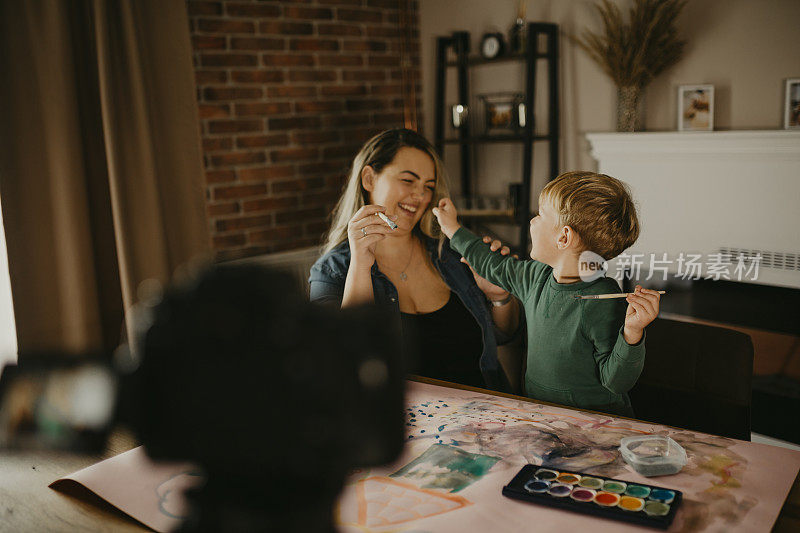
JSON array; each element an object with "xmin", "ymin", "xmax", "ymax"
[{"xmin": 1, "ymin": 263, "xmax": 405, "ymax": 531}]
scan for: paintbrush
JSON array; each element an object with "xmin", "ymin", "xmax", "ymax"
[
  {"xmin": 574, "ymin": 291, "xmax": 666, "ymax": 300},
  {"xmin": 377, "ymin": 211, "xmax": 398, "ymax": 230}
]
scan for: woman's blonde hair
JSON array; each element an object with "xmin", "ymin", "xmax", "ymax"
[{"xmin": 322, "ymin": 128, "xmax": 450, "ymax": 254}]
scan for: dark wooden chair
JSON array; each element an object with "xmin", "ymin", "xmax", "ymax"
[{"xmin": 629, "ymin": 317, "xmax": 753, "ymax": 440}]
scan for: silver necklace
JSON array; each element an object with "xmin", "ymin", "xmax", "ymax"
[{"xmin": 379, "ymin": 241, "xmax": 415, "ymax": 281}]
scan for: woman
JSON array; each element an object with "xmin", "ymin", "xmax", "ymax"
[{"xmin": 309, "ymin": 129, "xmax": 520, "ymax": 392}]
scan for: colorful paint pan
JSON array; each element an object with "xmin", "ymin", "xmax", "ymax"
[
  {"xmin": 524, "ymin": 479, "xmax": 550, "ymax": 493},
  {"xmin": 578, "ymin": 477, "xmax": 604, "ymax": 489},
  {"xmin": 625, "ymin": 485, "xmax": 651, "ymax": 498},
  {"xmin": 570, "ymin": 488, "xmax": 596, "ymax": 502},
  {"xmin": 556, "ymin": 473, "xmax": 581, "ymax": 485},
  {"xmin": 547, "ymin": 483, "xmax": 573, "ymax": 497},
  {"xmin": 534, "ymin": 468, "xmax": 558, "ymax": 481},
  {"xmin": 619, "ymin": 496, "xmax": 645, "ymax": 512},
  {"xmin": 602, "ymin": 481, "xmax": 627, "ymax": 494},
  {"xmin": 649, "ymin": 489, "xmax": 675, "ymax": 504},
  {"xmin": 644, "ymin": 501, "xmax": 671, "ymax": 516},
  {"xmin": 502, "ymin": 465, "xmax": 682, "ymax": 529},
  {"xmin": 593, "ymin": 491, "xmax": 620, "ymax": 507}
]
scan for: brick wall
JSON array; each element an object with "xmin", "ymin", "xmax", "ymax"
[{"xmin": 187, "ymin": 0, "xmax": 421, "ymax": 261}]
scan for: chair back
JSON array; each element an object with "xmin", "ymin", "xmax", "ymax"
[{"xmin": 629, "ymin": 318, "xmax": 753, "ymax": 440}]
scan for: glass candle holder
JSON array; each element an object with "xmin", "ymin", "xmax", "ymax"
[{"xmin": 451, "ymin": 104, "xmax": 469, "ymax": 129}]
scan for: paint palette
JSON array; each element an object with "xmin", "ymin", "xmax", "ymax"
[{"xmin": 502, "ymin": 465, "xmax": 682, "ymax": 529}]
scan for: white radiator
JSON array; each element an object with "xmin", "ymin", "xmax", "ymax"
[{"xmin": 586, "ymin": 130, "xmax": 800, "ymax": 289}]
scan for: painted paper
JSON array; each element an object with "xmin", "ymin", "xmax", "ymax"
[
  {"xmin": 337, "ymin": 382, "xmax": 800, "ymax": 532},
  {"xmin": 390, "ymin": 443, "xmax": 499, "ymax": 492}
]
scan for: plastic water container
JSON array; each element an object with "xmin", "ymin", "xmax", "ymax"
[{"xmin": 619, "ymin": 435, "xmax": 687, "ymax": 477}]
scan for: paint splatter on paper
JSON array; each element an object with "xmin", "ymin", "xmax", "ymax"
[
  {"xmin": 390, "ymin": 444, "xmax": 499, "ymax": 492},
  {"xmin": 155, "ymin": 471, "xmax": 204, "ymax": 520},
  {"xmin": 337, "ymin": 383, "xmax": 800, "ymax": 532},
  {"xmin": 404, "ymin": 397, "xmax": 653, "ymax": 476}
]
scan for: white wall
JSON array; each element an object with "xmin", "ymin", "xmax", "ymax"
[
  {"xmin": 419, "ymin": 0, "xmax": 800, "ymax": 235},
  {"xmin": 0, "ymin": 201, "xmax": 18, "ymax": 371}
]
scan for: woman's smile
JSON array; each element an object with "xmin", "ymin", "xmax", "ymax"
[{"xmin": 397, "ymin": 201, "xmax": 420, "ymax": 216}]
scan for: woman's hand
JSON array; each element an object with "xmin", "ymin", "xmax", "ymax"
[
  {"xmin": 347, "ymin": 205, "xmax": 397, "ymax": 271},
  {"xmin": 623, "ymin": 285, "xmax": 661, "ymax": 344},
  {"xmin": 462, "ymin": 236, "xmax": 516, "ymax": 301},
  {"xmin": 431, "ymin": 198, "xmax": 460, "ymax": 239}
]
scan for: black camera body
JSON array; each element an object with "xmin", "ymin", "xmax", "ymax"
[
  {"xmin": 0, "ymin": 264, "xmax": 404, "ymax": 530},
  {"xmin": 127, "ymin": 264, "xmax": 405, "ymax": 531}
]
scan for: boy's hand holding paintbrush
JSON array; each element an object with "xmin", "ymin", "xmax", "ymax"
[
  {"xmin": 574, "ymin": 288, "xmax": 663, "ymax": 344},
  {"xmin": 620, "ymin": 285, "xmax": 661, "ymax": 345}
]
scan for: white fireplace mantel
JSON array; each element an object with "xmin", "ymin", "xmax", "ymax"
[
  {"xmin": 588, "ymin": 130, "xmax": 800, "ymax": 157},
  {"xmin": 586, "ymin": 130, "xmax": 800, "ymax": 289}
]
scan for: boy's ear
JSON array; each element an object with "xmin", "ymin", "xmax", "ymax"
[
  {"xmin": 361, "ymin": 166, "xmax": 376, "ymax": 192},
  {"xmin": 557, "ymin": 225, "xmax": 579, "ymax": 250}
]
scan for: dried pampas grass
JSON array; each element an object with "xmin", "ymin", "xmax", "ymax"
[{"xmin": 576, "ymin": 0, "xmax": 688, "ymax": 90}]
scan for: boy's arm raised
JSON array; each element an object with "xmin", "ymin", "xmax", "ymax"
[
  {"xmin": 451, "ymin": 227, "xmax": 536, "ymax": 303},
  {"xmin": 433, "ymin": 197, "xmax": 538, "ymax": 302}
]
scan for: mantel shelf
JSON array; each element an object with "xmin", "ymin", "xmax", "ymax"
[{"xmin": 587, "ymin": 130, "xmax": 800, "ymax": 157}]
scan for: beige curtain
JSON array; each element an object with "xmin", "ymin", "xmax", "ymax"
[{"xmin": 0, "ymin": 0, "xmax": 210, "ymax": 355}]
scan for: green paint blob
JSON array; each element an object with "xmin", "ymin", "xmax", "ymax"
[
  {"xmin": 578, "ymin": 477, "xmax": 603, "ymax": 489},
  {"xmin": 644, "ymin": 501, "xmax": 670, "ymax": 516},
  {"xmin": 625, "ymin": 485, "xmax": 651, "ymax": 498},
  {"xmin": 603, "ymin": 481, "xmax": 627, "ymax": 493}
]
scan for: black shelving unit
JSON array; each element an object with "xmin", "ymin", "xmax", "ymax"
[{"xmin": 434, "ymin": 23, "xmax": 560, "ymax": 252}]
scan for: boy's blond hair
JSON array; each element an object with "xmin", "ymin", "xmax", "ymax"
[{"xmin": 540, "ymin": 171, "xmax": 639, "ymax": 260}]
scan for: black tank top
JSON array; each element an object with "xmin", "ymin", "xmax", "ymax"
[{"xmin": 400, "ymin": 292, "xmax": 485, "ymax": 388}]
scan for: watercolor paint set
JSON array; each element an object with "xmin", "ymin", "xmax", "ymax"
[{"xmin": 502, "ymin": 465, "xmax": 682, "ymax": 529}]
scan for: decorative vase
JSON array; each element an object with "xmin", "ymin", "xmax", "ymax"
[
  {"xmin": 509, "ymin": 18, "xmax": 526, "ymax": 54},
  {"xmin": 616, "ymin": 85, "xmax": 643, "ymax": 132}
]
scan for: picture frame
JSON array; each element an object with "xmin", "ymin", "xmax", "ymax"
[
  {"xmin": 784, "ymin": 78, "xmax": 800, "ymax": 129},
  {"xmin": 677, "ymin": 85, "xmax": 714, "ymax": 131},
  {"xmin": 478, "ymin": 92, "xmax": 525, "ymax": 134}
]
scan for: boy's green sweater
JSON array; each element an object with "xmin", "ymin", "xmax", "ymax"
[{"xmin": 451, "ymin": 227, "xmax": 645, "ymax": 416}]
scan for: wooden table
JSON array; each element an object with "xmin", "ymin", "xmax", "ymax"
[
  {"xmin": 0, "ymin": 429, "xmax": 145, "ymax": 532},
  {"xmin": 1, "ymin": 379, "xmax": 798, "ymax": 531}
]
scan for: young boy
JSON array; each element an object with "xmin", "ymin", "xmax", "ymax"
[{"xmin": 432, "ymin": 171, "xmax": 660, "ymax": 417}]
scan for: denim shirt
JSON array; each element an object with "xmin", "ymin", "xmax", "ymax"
[{"xmin": 308, "ymin": 237, "xmax": 514, "ymax": 393}]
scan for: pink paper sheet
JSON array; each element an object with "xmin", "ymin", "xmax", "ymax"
[
  {"xmin": 337, "ymin": 382, "xmax": 800, "ymax": 532},
  {"xmin": 50, "ymin": 446, "xmax": 201, "ymax": 533}
]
